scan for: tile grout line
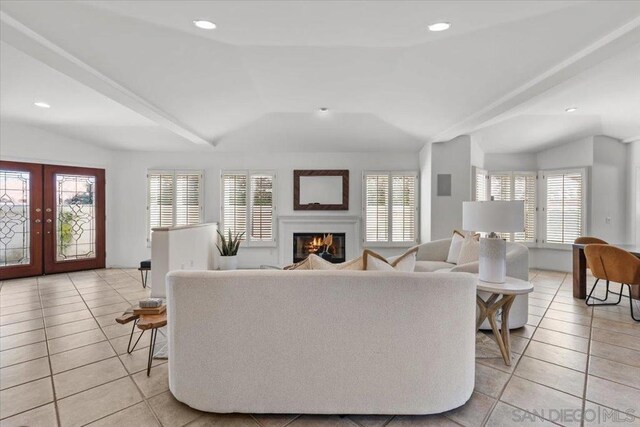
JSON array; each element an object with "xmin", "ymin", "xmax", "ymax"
[
  {"xmin": 580, "ymin": 284, "xmax": 596, "ymax": 427},
  {"xmin": 67, "ymin": 270, "xmax": 165, "ymax": 427},
  {"xmin": 36, "ymin": 273, "xmax": 64, "ymax": 427},
  {"xmin": 482, "ymin": 271, "xmax": 570, "ymax": 426},
  {"xmin": 2, "ymin": 269, "xmax": 636, "ymax": 426},
  {"xmin": 478, "ymin": 269, "xmax": 542, "ymax": 427}
]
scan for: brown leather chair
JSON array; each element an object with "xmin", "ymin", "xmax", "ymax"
[
  {"xmin": 575, "ymin": 237, "xmax": 608, "ymax": 245},
  {"xmin": 584, "ymin": 244, "xmax": 640, "ymax": 321}
]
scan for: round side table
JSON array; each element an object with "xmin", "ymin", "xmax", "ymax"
[{"xmin": 476, "ymin": 276, "xmax": 534, "ymax": 366}]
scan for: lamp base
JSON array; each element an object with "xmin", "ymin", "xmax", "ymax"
[{"xmin": 479, "ymin": 237, "xmax": 506, "ymax": 283}]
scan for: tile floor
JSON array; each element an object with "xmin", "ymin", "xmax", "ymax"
[{"xmin": 1, "ymin": 268, "xmax": 639, "ymax": 426}]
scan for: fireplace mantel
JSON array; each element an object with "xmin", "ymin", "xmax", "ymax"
[{"xmin": 278, "ymin": 215, "xmax": 361, "ymax": 265}]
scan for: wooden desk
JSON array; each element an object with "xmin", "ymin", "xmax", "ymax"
[{"xmin": 572, "ymin": 243, "xmax": 640, "ymax": 300}]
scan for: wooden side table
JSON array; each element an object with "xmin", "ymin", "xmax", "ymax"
[
  {"xmin": 116, "ymin": 310, "xmax": 167, "ymax": 376},
  {"xmin": 476, "ymin": 276, "xmax": 533, "ymax": 366}
]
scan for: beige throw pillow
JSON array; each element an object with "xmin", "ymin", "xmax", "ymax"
[
  {"xmin": 363, "ymin": 247, "xmax": 418, "ymax": 272},
  {"xmin": 308, "ymin": 254, "xmax": 364, "ymax": 270},
  {"xmin": 457, "ymin": 234, "xmax": 480, "ymax": 265},
  {"xmin": 285, "ymin": 254, "xmax": 364, "ymax": 270}
]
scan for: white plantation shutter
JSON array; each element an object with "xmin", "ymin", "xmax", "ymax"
[
  {"xmin": 222, "ymin": 173, "xmax": 247, "ymax": 237},
  {"xmin": 365, "ymin": 174, "xmax": 389, "ymax": 242},
  {"xmin": 488, "ymin": 173, "xmax": 512, "ymax": 240},
  {"xmin": 475, "ymin": 169, "xmax": 488, "ymax": 201},
  {"xmin": 249, "ymin": 174, "xmax": 274, "ymax": 242},
  {"xmin": 175, "ymin": 172, "xmax": 202, "ymax": 226},
  {"xmin": 513, "ymin": 173, "xmax": 536, "ymax": 243},
  {"xmin": 485, "ymin": 172, "xmax": 536, "ymax": 243},
  {"xmin": 364, "ymin": 172, "xmax": 418, "ymax": 244},
  {"xmin": 391, "ymin": 174, "xmax": 417, "ymax": 242},
  {"xmin": 544, "ymin": 170, "xmax": 584, "ymax": 244},
  {"xmin": 490, "ymin": 173, "xmax": 511, "ymax": 201},
  {"xmin": 148, "ymin": 172, "xmax": 174, "ymax": 232},
  {"xmin": 222, "ymin": 171, "xmax": 276, "ymax": 245},
  {"xmin": 148, "ymin": 170, "xmax": 203, "ymax": 241}
]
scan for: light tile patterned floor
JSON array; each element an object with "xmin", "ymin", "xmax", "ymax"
[{"xmin": 1, "ymin": 269, "xmax": 639, "ymax": 426}]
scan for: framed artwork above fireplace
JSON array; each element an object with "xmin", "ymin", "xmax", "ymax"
[{"xmin": 293, "ymin": 169, "xmax": 349, "ymax": 210}]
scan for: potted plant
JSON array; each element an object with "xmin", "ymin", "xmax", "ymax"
[{"xmin": 216, "ymin": 229, "xmax": 244, "ymax": 270}]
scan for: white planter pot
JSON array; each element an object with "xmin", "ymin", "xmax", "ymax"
[{"xmin": 219, "ymin": 255, "xmax": 238, "ymax": 270}]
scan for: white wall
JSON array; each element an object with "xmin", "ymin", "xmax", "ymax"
[
  {"xmin": 470, "ymin": 138, "xmax": 484, "ymax": 168},
  {"xmin": 419, "ymin": 142, "xmax": 432, "ymax": 242},
  {"xmin": 1, "ymin": 122, "xmax": 419, "ymax": 268},
  {"xmin": 108, "ymin": 150, "xmax": 419, "ymax": 268},
  {"xmin": 483, "ymin": 153, "xmax": 537, "ymax": 171},
  {"xmin": 0, "ymin": 121, "xmax": 113, "ymax": 168},
  {"xmin": 591, "ymin": 136, "xmax": 627, "ymax": 244},
  {"xmin": 477, "ymin": 135, "xmax": 630, "ymax": 272},
  {"xmin": 0, "ymin": 122, "xmax": 119, "ymax": 266},
  {"xmin": 536, "ymin": 137, "xmax": 594, "ymax": 170},
  {"xmin": 430, "ymin": 135, "xmax": 472, "ymax": 240},
  {"xmin": 628, "ymin": 141, "xmax": 640, "ymax": 247}
]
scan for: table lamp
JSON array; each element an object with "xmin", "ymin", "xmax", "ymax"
[{"xmin": 462, "ymin": 201, "xmax": 525, "ymax": 283}]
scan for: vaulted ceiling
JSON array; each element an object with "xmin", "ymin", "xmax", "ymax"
[{"xmin": 1, "ymin": 1, "xmax": 639, "ymax": 153}]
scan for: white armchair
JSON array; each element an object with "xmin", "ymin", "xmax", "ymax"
[{"xmin": 412, "ymin": 238, "xmax": 530, "ymax": 329}]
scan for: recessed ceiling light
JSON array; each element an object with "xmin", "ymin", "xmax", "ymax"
[
  {"xmin": 565, "ymin": 107, "xmax": 578, "ymax": 113},
  {"xmin": 193, "ymin": 20, "xmax": 216, "ymax": 30},
  {"xmin": 428, "ymin": 22, "xmax": 451, "ymax": 32},
  {"xmin": 318, "ymin": 107, "xmax": 329, "ymax": 113},
  {"xmin": 34, "ymin": 101, "xmax": 51, "ymax": 108}
]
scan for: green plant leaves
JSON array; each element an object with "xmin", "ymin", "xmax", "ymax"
[{"xmin": 216, "ymin": 229, "xmax": 245, "ymax": 256}]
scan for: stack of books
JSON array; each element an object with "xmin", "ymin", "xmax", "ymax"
[{"xmin": 133, "ymin": 298, "xmax": 165, "ymax": 315}]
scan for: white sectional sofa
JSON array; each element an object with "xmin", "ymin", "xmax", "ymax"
[
  {"xmin": 166, "ymin": 270, "xmax": 476, "ymax": 415},
  {"xmin": 412, "ymin": 238, "xmax": 530, "ymax": 328}
]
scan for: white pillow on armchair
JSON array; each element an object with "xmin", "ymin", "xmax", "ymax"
[
  {"xmin": 446, "ymin": 230, "xmax": 466, "ymax": 263},
  {"xmin": 457, "ymin": 233, "xmax": 480, "ymax": 265}
]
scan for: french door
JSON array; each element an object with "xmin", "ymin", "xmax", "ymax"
[{"xmin": 0, "ymin": 161, "xmax": 105, "ymax": 280}]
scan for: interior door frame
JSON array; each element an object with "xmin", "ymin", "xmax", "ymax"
[
  {"xmin": 43, "ymin": 164, "xmax": 106, "ymax": 274},
  {"xmin": 0, "ymin": 161, "xmax": 44, "ymax": 280}
]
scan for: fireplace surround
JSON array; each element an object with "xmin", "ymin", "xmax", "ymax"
[{"xmin": 278, "ymin": 216, "xmax": 360, "ymax": 266}]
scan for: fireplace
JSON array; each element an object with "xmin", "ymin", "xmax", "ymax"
[{"xmin": 293, "ymin": 232, "xmax": 346, "ymax": 263}]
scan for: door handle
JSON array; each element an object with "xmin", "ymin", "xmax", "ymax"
[
  {"xmin": 46, "ymin": 219, "xmax": 52, "ymax": 223},
  {"xmin": 35, "ymin": 219, "xmax": 41, "ymax": 223}
]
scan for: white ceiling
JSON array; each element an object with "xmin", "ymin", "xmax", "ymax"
[
  {"xmin": 0, "ymin": 42, "xmax": 198, "ymax": 151},
  {"xmin": 0, "ymin": 0, "xmax": 639, "ymax": 153},
  {"xmin": 474, "ymin": 46, "xmax": 640, "ymax": 153}
]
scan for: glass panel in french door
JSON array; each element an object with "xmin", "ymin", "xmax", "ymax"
[
  {"xmin": 0, "ymin": 170, "xmax": 31, "ymax": 266},
  {"xmin": 55, "ymin": 173, "xmax": 97, "ymax": 261}
]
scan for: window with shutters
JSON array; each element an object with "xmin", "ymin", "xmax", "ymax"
[
  {"xmin": 473, "ymin": 168, "xmax": 488, "ymax": 201},
  {"xmin": 514, "ymin": 173, "xmax": 536, "ymax": 243},
  {"xmin": 364, "ymin": 171, "xmax": 418, "ymax": 245},
  {"xmin": 542, "ymin": 169, "xmax": 585, "ymax": 245},
  {"xmin": 474, "ymin": 171, "xmax": 536, "ymax": 243},
  {"xmin": 147, "ymin": 170, "xmax": 203, "ymax": 242},
  {"xmin": 472, "ymin": 167, "xmax": 586, "ymax": 247},
  {"xmin": 221, "ymin": 171, "xmax": 275, "ymax": 246}
]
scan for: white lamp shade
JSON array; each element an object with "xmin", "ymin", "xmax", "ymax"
[{"xmin": 462, "ymin": 201, "xmax": 525, "ymax": 233}]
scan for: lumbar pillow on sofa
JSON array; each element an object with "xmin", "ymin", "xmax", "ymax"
[
  {"xmin": 363, "ymin": 247, "xmax": 418, "ymax": 272},
  {"xmin": 446, "ymin": 230, "xmax": 466, "ymax": 264},
  {"xmin": 457, "ymin": 233, "xmax": 480, "ymax": 265},
  {"xmin": 309, "ymin": 254, "xmax": 364, "ymax": 270},
  {"xmin": 285, "ymin": 254, "xmax": 364, "ymax": 270}
]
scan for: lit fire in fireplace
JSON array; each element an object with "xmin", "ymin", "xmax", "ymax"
[
  {"xmin": 303, "ymin": 234, "xmax": 334, "ymax": 255},
  {"xmin": 293, "ymin": 232, "xmax": 345, "ymax": 263}
]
